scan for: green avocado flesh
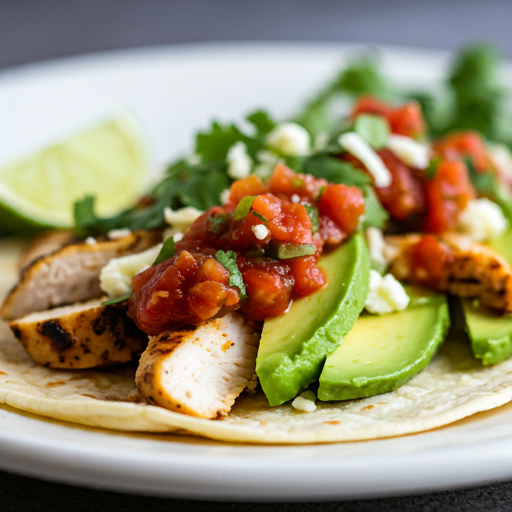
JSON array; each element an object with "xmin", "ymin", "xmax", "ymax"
[
  {"xmin": 256, "ymin": 233, "xmax": 370, "ymax": 406},
  {"xmin": 317, "ymin": 287, "xmax": 450, "ymax": 401},
  {"xmin": 457, "ymin": 229, "xmax": 512, "ymax": 365},
  {"xmin": 459, "ymin": 299, "xmax": 512, "ymax": 366}
]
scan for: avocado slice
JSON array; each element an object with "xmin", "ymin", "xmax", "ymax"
[
  {"xmin": 456, "ymin": 298, "xmax": 512, "ymax": 366},
  {"xmin": 317, "ymin": 287, "xmax": 450, "ymax": 401},
  {"xmin": 256, "ymin": 233, "xmax": 370, "ymax": 406},
  {"xmin": 457, "ymin": 229, "xmax": 512, "ymax": 365}
]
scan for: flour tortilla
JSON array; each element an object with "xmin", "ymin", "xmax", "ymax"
[{"xmin": 2, "ymin": 238, "xmax": 512, "ymax": 444}]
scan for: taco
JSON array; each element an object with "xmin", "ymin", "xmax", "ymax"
[{"xmin": 2, "ymin": 44, "xmax": 512, "ymax": 444}]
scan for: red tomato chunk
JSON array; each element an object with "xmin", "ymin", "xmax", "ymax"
[
  {"xmin": 352, "ymin": 95, "xmax": 426, "ymax": 139},
  {"xmin": 128, "ymin": 165, "xmax": 365, "ymax": 333}
]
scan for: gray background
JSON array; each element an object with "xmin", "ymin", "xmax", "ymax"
[{"xmin": 2, "ymin": 1, "xmax": 512, "ymax": 510}]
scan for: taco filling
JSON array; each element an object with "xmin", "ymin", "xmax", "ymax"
[{"xmin": 2, "ymin": 44, "xmax": 512, "ymax": 443}]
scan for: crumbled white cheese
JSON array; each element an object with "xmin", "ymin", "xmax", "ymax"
[
  {"xmin": 163, "ymin": 229, "xmax": 185, "ymax": 243},
  {"xmin": 488, "ymin": 143, "xmax": 512, "ymax": 179},
  {"xmin": 365, "ymin": 270, "xmax": 410, "ymax": 315},
  {"xmin": 365, "ymin": 227, "xmax": 388, "ymax": 274},
  {"xmin": 253, "ymin": 150, "xmax": 279, "ymax": 179},
  {"xmin": 291, "ymin": 194, "xmax": 300, "ymax": 204},
  {"xmin": 226, "ymin": 141, "xmax": 252, "ymax": 180},
  {"xmin": 387, "ymin": 134, "xmax": 430, "ymax": 169},
  {"xmin": 107, "ymin": 228, "xmax": 132, "ymax": 240},
  {"xmin": 266, "ymin": 122, "xmax": 310, "ymax": 156},
  {"xmin": 100, "ymin": 244, "xmax": 163, "ymax": 298},
  {"xmin": 338, "ymin": 132, "xmax": 391, "ymax": 187},
  {"xmin": 291, "ymin": 396, "xmax": 317, "ymax": 413},
  {"xmin": 220, "ymin": 188, "xmax": 231, "ymax": 205},
  {"xmin": 85, "ymin": 237, "xmax": 96, "ymax": 245},
  {"xmin": 164, "ymin": 206, "xmax": 203, "ymax": 231},
  {"xmin": 458, "ymin": 198, "xmax": 508, "ymax": 242},
  {"xmin": 252, "ymin": 224, "xmax": 270, "ymax": 240}
]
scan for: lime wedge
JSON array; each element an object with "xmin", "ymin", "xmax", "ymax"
[{"xmin": 0, "ymin": 113, "xmax": 152, "ymax": 233}]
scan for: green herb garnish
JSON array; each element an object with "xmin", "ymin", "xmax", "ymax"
[
  {"xmin": 301, "ymin": 155, "xmax": 371, "ymax": 187},
  {"xmin": 233, "ymin": 196, "xmax": 256, "ymax": 221},
  {"xmin": 425, "ymin": 156, "xmax": 442, "ymax": 180},
  {"xmin": 153, "ymin": 238, "xmax": 176, "ymax": 266},
  {"xmin": 101, "ymin": 292, "xmax": 132, "ymax": 306},
  {"xmin": 362, "ymin": 187, "xmax": 389, "ymax": 230},
  {"xmin": 303, "ymin": 204, "xmax": 320, "ymax": 233},
  {"xmin": 215, "ymin": 250, "xmax": 247, "ymax": 300},
  {"xmin": 354, "ymin": 114, "xmax": 390, "ymax": 149},
  {"xmin": 252, "ymin": 211, "xmax": 268, "ymax": 223},
  {"xmin": 277, "ymin": 243, "xmax": 317, "ymax": 259},
  {"xmin": 207, "ymin": 213, "xmax": 229, "ymax": 234},
  {"xmin": 465, "ymin": 157, "xmax": 512, "ymax": 220}
]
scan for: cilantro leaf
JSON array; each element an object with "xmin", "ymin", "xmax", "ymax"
[
  {"xmin": 73, "ymin": 195, "xmax": 100, "ymax": 238},
  {"xmin": 153, "ymin": 237, "xmax": 176, "ymax": 266},
  {"xmin": 246, "ymin": 109, "xmax": 276, "ymax": 135},
  {"xmin": 215, "ymin": 250, "xmax": 247, "ymax": 300},
  {"xmin": 294, "ymin": 55, "xmax": 390, "ymax": 137},
  {"xmin": 446, "ymin": 44, "xmax": 506, "ymax": 141},
  {"xmin": 353, "ymin": 114, "xmax": 390, "ymax": 149},
  {"xmin": 362, "ymin": 186, "xmax": 389, "ymax": 230},
  {"xmin": 301, "ymin": 154, "xmax": 371, "ymax": 187},
  {"xmin": 425, "ymin": 156, "xmax": 442, "ymax": 180},
  {"xmin": 465, "ymin": 158, "xmax": 512, "ymax": 221},
  {"xmin": 195, "ymin": 121, "xmax": 262, "ymax": 162}
]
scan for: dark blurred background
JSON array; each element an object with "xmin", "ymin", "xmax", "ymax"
[{"xmin": 1, "ymin": 0, "xmax": 512, "ymax": 70}]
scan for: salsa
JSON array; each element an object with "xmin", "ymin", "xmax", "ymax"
[
  {"xmin": 128, "ymin": 94, "xmax": 505, "ymax": 336},
  {"xmin": 128, "ymin": 164, "xmax": 365, "ymax": 335}
]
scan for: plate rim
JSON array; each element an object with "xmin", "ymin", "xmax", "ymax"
[{"xmin": 0, "ymin": 41, "xmax": 511, "ymax": 500}]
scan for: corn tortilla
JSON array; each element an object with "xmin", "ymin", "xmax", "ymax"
[{"xmin": 2, "ymin": 238, "xmax": 512, "ymax": 444}]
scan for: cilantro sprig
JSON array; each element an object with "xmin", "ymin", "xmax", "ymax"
[{"xmin": 215, "ymin": 250, "xmax": 247, "ymax": 300}]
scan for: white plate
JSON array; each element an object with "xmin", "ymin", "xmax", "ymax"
[{"xmin": 2, "ymin": 42, "xmax": 512, "ymax": 501}]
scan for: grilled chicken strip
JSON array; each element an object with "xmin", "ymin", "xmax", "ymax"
[
  {"xmin": 17, "ymin": 229, "xmax": 75, "ymax": 274},
  {"xmin": 10, "ymin": 299, "xmax": 147, "ymax": 369},
  {"xmin": 385, "ymin": 233, "xmax": 512, "ymax": 314},
  {"xmin": 136, "ymin": 313, "xmax": 261, "ymax": 419},
  {"xmin": 1, "ymin": 230, "xmax": 162, "ymax": 321}
]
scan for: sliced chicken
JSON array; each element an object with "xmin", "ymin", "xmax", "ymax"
[
  {"xmin": 10, "ymin": 299, "xmax": 147, "ymax": 369},
  {"xmin": 1, "ymin": 230, "xmax": 162, "ymax": 321},
  {"xmin": 136, "ymin": 313, "xmax": 261, "ymax": 419},
  {"xmin": 17, "ymin": 229, "xmax": 76, "ymax": 274},
  {"xmin": 385, "ymin": 233, "xmax": 512, "ymax": 313}
]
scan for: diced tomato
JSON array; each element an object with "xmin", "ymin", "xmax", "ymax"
[
  {"xmin": 423, "ymin": 160, "xmax": 475, "ymax": 233},
  {"xmin": 130, "ymin": 164, "xmax": 367, "ymax": 334},
  {"xmin": 411, "ymin": 235, "xmax": 454, "ymax": 286},
  {"xmin": 375, "ymin": 149, "xmax": 425, "ymax": 221},
  {"xmin": 268, "ymin": 202, "xmax": 313, "ymax": 244},
  {"xmin": 128, "ymin": 251, "xmax": 241, "ymax": 335},
  {"xmin": 433, "ymin": 131, "xmax": 490, "ymax": 172},
  {"xmin": 269, "ymin": 163, "xmax": 327, "ymax": 202},
  {"xmin": 317, "ymin": 184, "xmax": 365, "ymax": 234},
  {"xmin": 352, "ymin": 95, "xmax": 425, "ymax": 138},
  {"xmin": 288, "ymin": 256, "xmax": 326, "ymax": 297},
  {"xmin": 240, "ymin": 268, "xmax": 293, "ymax": 320},
  {"xmin": 318, "ymin": 215, "xmax": 346, "ymax": 246},
  {"xmin": 228, "ymin": 175, "xmax": 268, "ymax": 206}
]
